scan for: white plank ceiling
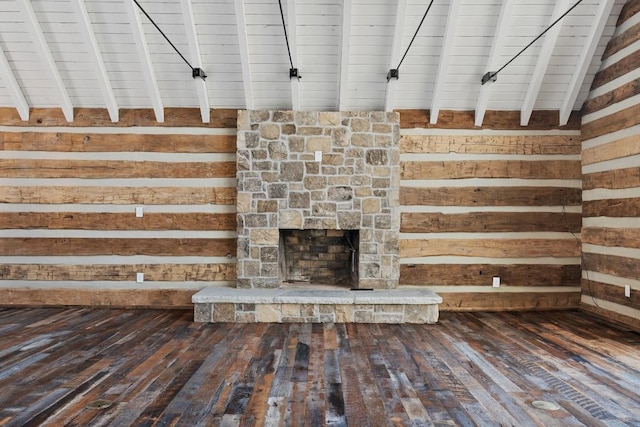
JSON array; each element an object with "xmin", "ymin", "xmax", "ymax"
[{"xmin": 0, "ymin": 0, "xmax": 625, "ymax": 124}]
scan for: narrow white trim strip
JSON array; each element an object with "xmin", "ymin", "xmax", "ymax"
[
  {"xmin": 400, "ymin": 206, "xmax": 581, "ymax": 213},
  {"xmin": 582, "ymin": 123, "xmax": 640, "ymax": 149},
  {"xmin": 583, "ymin": 244, "xmax": 640, "ymax": 259},
  {"xmin": 0, "ymin": 281, "xmax": 234, "ymax": 289},
  {"xmin": 401, "ymin": 128, "xmax": 580, "ymax": 137},
  {"xmin": 583, "ymin": 187, "xmax": 640, "ymax": 201},
  {"xmin": 430, "ymin": 286, "xmax": 580, "ymax": 293},
  {"xmin": 400, "ymin": 154, "xmax": 580, "ymax": 161},
  {"xmin": 2, "ymin": 230, "xmax": 237, "ymax": 238},
  {"xmin": 400, "ymin": 232, "xmax": 578, "ymax": 239},
  {"xmin": 400, "ymin": 257, "xmax": 580, "ymax": 265},
  {"xmin": 583, "ymin": 217, "xmax": 640, "ymax": 228},
  {"xmin": 582, "ymin": 93, "xmax": 640, "ymax": 124},
  {"xmin": 400, "ymin": 179, "xmax": 582, "ymax": 188},
  {"xmin": 587, "ymin": 67, "xmax": 640, "ymax": 100},
  {"xmin": 4, "ymin": 178, "xmax": 236, "ymax": 187},
  {"xmin": 583, "ymin": 271, "xmax": 640, "ymax": 290},
  {"xmin": 599, "ymin": 39, "xmax": 640, "ymax": 71},
  {"xmin": 0, "ymin": 126, "xmax": 236, "ymax": 135},
  {"xmin": 0, "ymin": 152, "xmax": 235, "ymax": 162},
  {"xmin": 581, "ymin": 296, "xmax": 640, "ymax": 320},
  {"xmin": 0, "ymin": 204, "xmax": 237, "ymax": 213},
  {"xmin": 0, "ymin": 256, "xmax": 235, "ymax": 264},
  {"xmin": 582, "ymin": 153, "xmax": 640, "ymax": 174},
  {"xmin": 615, "ymin": 10, "xmax": 640, "ymax": 36}
]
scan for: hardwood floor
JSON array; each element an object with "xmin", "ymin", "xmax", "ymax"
[{"xmin": 0, "ymin": 308, "xmax": 639, "ymax": 426}]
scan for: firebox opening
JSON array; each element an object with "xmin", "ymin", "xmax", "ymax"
[{"xmin": 279, "ymin": 229, "xmax": 359, "ymax": 288}]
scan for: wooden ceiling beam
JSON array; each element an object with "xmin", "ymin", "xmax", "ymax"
[
  {"xmin": 181, "ymin": 0, "xmax": 210, "ymax": 123},
  {"xmin": 521, "ymin": 0, "xmax": 570, "ymax": 126},
  {"xmin": 338, "ymin": 0, "xmax": 352, "ymax": 111},
  {"xmin": 287, "ymin": 0, "xmax": 300, "ymax": 110},
  {"xmin": 0, "ymin": 44, "xmax": 29, "ymax": 121},
  {"xmin": 560, "ymin": 0, "xmax": 615, "ymax": 125},
  {"xmin": 430, "ymin": 0, "xmax": 460, "ymax": 124},
  {"xmin": 234, "ymin": 0, "xmax": 254, "ymax": 110},
  {"xmin": 18, "ymin": 0, "xmax": 73, "ymax": 122},
  {"xmin": 124, "ymin": 0, "xmax": 164, "ymax": 123},
  {"xmin": 474, "ymin": 0, "xmax": 516, "ymax": 127},
  {"xmin": 72, "ymin": 0, "xmax": 119, "ymax": 123},
  {"xmin": 384, "ymin": 0, "xmax": 407, "ymax": 112}
]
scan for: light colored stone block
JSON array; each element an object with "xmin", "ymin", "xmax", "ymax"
[
  {"xmin": 213, "ymin": 303, "xmax": 235, "ymax": 322},
  {"xmin": 260, "ymin": 123, "xmax": 280, "ymax": 139},
  {"xmin": 307, "ymin": 136, "xmax": 332, "ymax": 152},
  {"xmin": 335, "ymin": 305, "xmax": 354, "ymax": 322},
  {"xmin": 319, "ymin": 112, "xmax": 341, "ymax": 126},
  {"xmin": 251, "ymin": 228, "xmax": 279, "ymax": 245},
  {"xmin": 237, "ymin": 192, "xmax": 251, "ymax": 213},
  {"xmin": 194, "ymin": 303, "xmax": 212, "ymax": 322},
  {"xmin": 279, "ymin": 210, "xmax": 302, "ymax": 229},
  {"xmin": 362, "ymin": 198, "xmax": 380, "ymax": 214},
  {"xmin": 256, "ymin": 304, "xmax": 282, "ymax": 322},
  {"xmin": 281, "ymin": 304, "xmax": 301, "ymax": 317}
]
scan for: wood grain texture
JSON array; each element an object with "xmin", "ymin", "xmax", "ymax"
[
  {"xmin": 582, "ymin": 78, "xmax": 640, "ymax": 116},
  {"xmin": 0, "ymin": 238, "xmax": 236, "ymax": 256},
  {"xmin": 580, "ymin": 303, "xmax": 640, "ymax": 332},
  {"xmin": 583, "ymin": 167, "xmax": 640, "ymax": 190},
  {"xmin": 617, "ymin": 0, "xmax": 640, "ymax": 26},
  {"xmin": 1, "ymin": 132, "xmax": 236, "ymax": 153},
  {"xmin": 0, "ymin": 308, "xmax": 639, "ymax": 425},
  {"xmin": 438, "ymin": 292, "xmax": 580, "ymax": 311},
  {"xmin": 0, "ymin": 108, "xmax": 238, "ymax": 128},
  {"xmin": 400, "ymin": 264, "xmax": 581, "ymax": 286},
  {"xmin": 582, "ymin": 227, "xmax": 640, "ymax": 249},
  {"xmin": 401, "ymin": 212, "xmax": 581, "ymax": 233},
  {"xmin": 582, "ymin": 252, "xmax": 638, "ymax": 280},
  {"xmin": 400, "ymin": 238, "xmax": 580, "ymax": 258},
  {"xmin": 400, "ymin": 186, "xmax": 581, "ymax": 206},
  {"xmin": 399, "ymin": 134, "xmax": 580, "ymax": 155},
  {"xmin": 602, "ymin": 22, "xmax": 640, "ymax": 60},
  {"xmin": 0, "ymin": 263, "xmax": 236, "ymax": 281},
  {"xmin": 396, "ymin": 109, "xmax": 581, "ymax": 130},
  {"xmin": 0, "ymin": 159, "xmax": 236, "ymax": 179},
  {"xmin": 0, "ymin": 212, "xmax": 236, "ymax": 231},
  {"xmin": 582, "ymin": 279, "xmax": 640, "ymax": 309},
  {"xmin": 581, "ymin": 134, "xmax": 640, "ymax": 165},
  {"xmin": 401, "ymin": 160, "xmax": 581, "ymax": 180},
  {"xmin": 0, "ymin": 186, "xmax": 236, "ymax": 205},
  {"xmin": 0, "ymin": 290, "xmax": 193, "ymax": 307},
  {"xmin": 583, "ymin": 198, "xmax": 640, "ymax": 217},
  {"xmin": 590, "ymin": 50, "xmax": 640, "ymax": 92}
]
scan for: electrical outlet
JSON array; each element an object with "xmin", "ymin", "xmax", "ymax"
[
  {"xmin": 135, "ymin": 206, "xmax": 144, "ymax": 218},
  {"xmin": 136, "ymin": 272, "xmax": 144, "ymax": 283},
  {"xmin": 492, "ymin": 276, "xmax": 500, "ymax": 288},
  {"xmin": 315, "ymin": 151, "xmax": 322, "ymax": 161},
  {"xmin": 625, "ymin": 285, "xmax": 631, "ymax": 298}
]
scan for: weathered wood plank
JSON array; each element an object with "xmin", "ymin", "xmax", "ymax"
[
  {"xmin": 400, "ymin": 264, "xmax": 581, "ymax": 287},
  {"xmin": 582, "ymin": 102, "xmax": 640, "ymax": 142},
  {"xmin": 582, "ymin": 79, "xmax": 640, "ymax": 116},
  {"xmin": 401, "ymin": 212, "xmax": 581, "ymax": 233},
  {"xmin": 583, "ymin": 198, "xmax": 640, "ymax": 217},
  {"xmin": 0, "ymin": 289, "xmax": 194, "ymax": 307},
  {"xmin": 0, "ymin": 212, "xmax": 236, "ymax": 231},
  {"xmin": 581, "ymin": 134, "xmax": 640, "ymax": 166},
  {"xmin": 397, "ymin": 109, "xmax": 581, "ymax": 130},
  {"xmin": 590, "ymin": 49, "xmax": 640, "ymax": 91},
  {"xmin": 0, "ymin": 159, "xmax": 236, "ymax": 179},
  {"xmin": 399, "ymin": 134, "xmax": 580, "ymax": 155},
  {"xmin": 401, "ymin": 160, "xmax": 581, "ymax": 180},
  {"xmin": 0, "ymin": 186, "xmax": 236, "ymax": 205},
  {"xmin": 582, "ymin": 252, "xmax": 638, "ymax": 280},
  {"xmin": 583, "ymin": 167, "xmax": 640, "ymax": 190},
  {"xmin": 582, "ymin": 279, "xmax": 640, "ymax": 309},
  {"xmin": 0, "ymin": 263, "xmax": 236, "ymax": 281},
  {"xmin": 617, "ymin": 0, "xmax": 640, "ymax": 26},
  {"xmin": 602, "ymin": 22, "xmax": 640, "ymax": 60},
  {"xmin": 439, "ymin": 292, "xmax": 581, "ymax": 311},
  {"xmin": 400, "ymin": 238, "xmax": 580, "ymax": 258},
  {"xmin": 0, "ymin": 107, "xmax": 238, "ymax": 128},
  {"xmin": 400, "ymin": 186, "xmax": 581, "ymax": 206},
  {"xmin": 0, "ymin": 237, "xmax": 236, "ymax": 256},
  {"xmin": 582, "ymin": 226, "xmax": 640, "ymax": 249},
  {"xmin": 2, "ymin": 132, "xmax": 236, "ymax": 153}
]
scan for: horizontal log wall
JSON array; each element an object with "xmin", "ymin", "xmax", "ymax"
[
  {"xmin": 0, "ymin": 109, "xmax": 237, "ymax": 307},
  {"xmin": 581, "ymin": 1, "xmax": 640, "ymax": 328},
  {"xmin": 398, "ymin": 115, "xmax": 582, "ymax": 311}
]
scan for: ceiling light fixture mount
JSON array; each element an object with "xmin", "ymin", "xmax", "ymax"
[
  {"xmin": 481, "ymin": 71, "xmax": 497, "ymax": 85},
  {"xmin": 290, "ymin": 68, "xmax": 301, "ymax": 80},
  {"xmin": 387, "ymin": 69, "xmax": 399, "ymax": 81}
]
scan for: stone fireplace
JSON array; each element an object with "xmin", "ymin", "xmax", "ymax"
[{"xmin": 236, "ymin": 110, "xmax": 400, "ymax": 289}]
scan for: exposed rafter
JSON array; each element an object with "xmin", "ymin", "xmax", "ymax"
[
  {"xmin": 338, "ymin": 0, "xmax": 352, "ymax": 111},
  {"xmin": 430, "ymin": 0, "xmax": 460, "ymax": 124},
  {"xmin": 520, "ymin": 0, "xmax": 570, "ymax": 126},
  {"xmin": 234, "ymin": 0, "xmax": 254, "ymax": 110},
  {"xmin": 384, "ymin": 0, "xmax": 407, "ymax": 112},
  {"xmin": 124, "ymin": 0, "xmax": 164, "ymax": 123},
  {"xmin": 0, "ymin": 44, "xmax": 29, "ymax": 121},
  {"xmin": 560, "ymin": 0, "xmax": 615, "ymax": 125},
  {"xmin": 474, "ymin": 0, "xmax": 516, "ymax": 127},
  {"xmin": 18, "ymin": 0, "xmax": 74, "ymax": 122},
  {"xmin": 181, "ymin": 0, "xmax": 210, "ymax": 123},
  {"xmin": 287, "ymin": 0, "xmax": 300, "ymax": 110},
  {"xmin": 71, "ymin": 0, "xmax": 118, "ymax": 123}
]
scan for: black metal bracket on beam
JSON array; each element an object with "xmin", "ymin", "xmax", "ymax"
[
  {"xmin": 387, "ymin": 69, "xmax": 399, "ymax": 81},
  {"xmin": 192, "ymin": 68, "xmax": 207, "ymax": 80},
  {"xmin": 290, "ymin": 68, "xmax": 301, "ymax": 79},
  {"xmin": 481, "ymin": 71, "xmax": 497, "ymax": 85}
]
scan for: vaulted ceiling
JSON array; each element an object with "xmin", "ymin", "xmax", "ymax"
[{"xmin": 0, "ymin": 0, "xmax": 625, "ymax": 125}]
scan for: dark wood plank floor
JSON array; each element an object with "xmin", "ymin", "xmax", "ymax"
[{"xmin": 0, "ymin": 308, "xmax": 639, "ymax": 426}]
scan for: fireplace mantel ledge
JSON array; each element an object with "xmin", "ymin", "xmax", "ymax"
[{"xmin": 192, "ymin": 287, "xmax": 442, "ymax": 305}]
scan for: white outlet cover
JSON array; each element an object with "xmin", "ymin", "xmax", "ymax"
[
  {"xmin": 492, "ymin": 276, "xmax": 500, "ymax": 287},
  {"xmin": 135, "ymin": 206, "xmax": 144, "ymax": 217},
  {"xmin": 625, "ymin": 285, "xmax": 631, "ymax": 298},
  {"xmin": 136, "ymin": 272, "xmax": 144, "ymax": 283}
]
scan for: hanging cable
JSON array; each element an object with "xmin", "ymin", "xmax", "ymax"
[
  {"xmin": 388, "ymin": 0, "xmax": 436, "ymax": 81},
  {"xmin": 132, "ymin": 0, "xmax": 206, "ymax": 80},
  {"xmin": 277, "ymin": 0, "xmax": 300, "ymax": 79},
  {"xmin": 482, "ymin": 0, "xmax": 584, "ymax": 84}
]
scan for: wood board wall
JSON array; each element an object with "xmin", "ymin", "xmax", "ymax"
[
  {"xmin": 0, "ymin": 107, "xmax": 584, "ymax": 311},
  {"xmin": 580, "ymin": 0, "xmax": 640, "ymax": 330}
]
